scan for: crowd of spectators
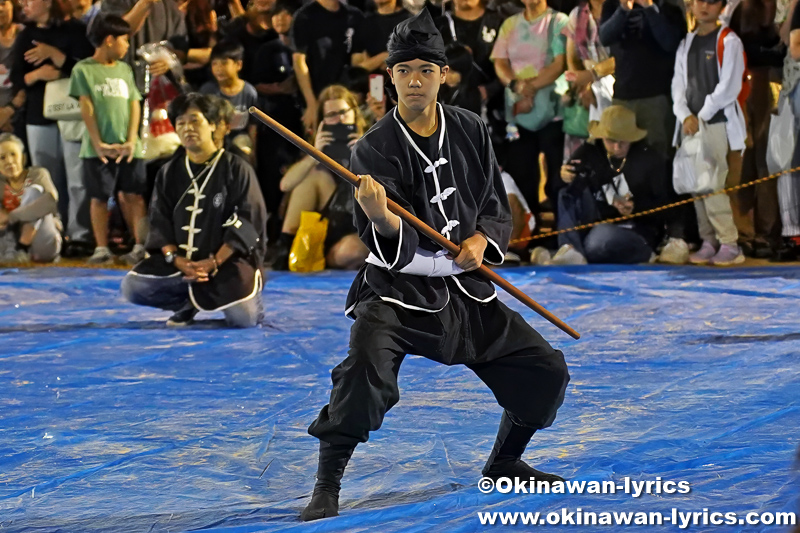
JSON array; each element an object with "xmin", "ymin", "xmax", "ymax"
[{"xmin": 0, "ymin": 0, "xmax": 797, "ymax": 269}]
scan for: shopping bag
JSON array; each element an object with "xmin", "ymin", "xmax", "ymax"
[
  {"xmin": 43, "ymin": 78, "xmax": 81, "ymax": 121},
  {"xmin": 562, "ymin": 100, "xmax": 590, "ymax": 138},
  {"xmin": 673, "ymin": 123, "xmax": 719, "ymax": 194},
  {"xmin": 767, "ymin": 96, "xmax": 796, "ymax": 175},
  {"xmin": 288, "ymin": 211, "xmax": 328, "ymax": 273}
]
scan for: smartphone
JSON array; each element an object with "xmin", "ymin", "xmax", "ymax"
[
  {"xmin": 369, "ymin": 74, "xmax": 384, "ymax": 102},
  {"xmin": 322, "ymin": 123, "xmax": 356, "ymax": 143},
  {"xmin": 321, "ymin": 123, "xmax": 356, "ymax": 168}
]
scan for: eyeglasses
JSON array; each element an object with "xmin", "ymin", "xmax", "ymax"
[{"xmin": 323, "ymin": 108, "xmax": 352, "ymax": 119}]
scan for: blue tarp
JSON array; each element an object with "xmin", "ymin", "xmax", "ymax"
[{"xmin": 0, "ymin": 266, "xmax": 798, "ymax": 532}]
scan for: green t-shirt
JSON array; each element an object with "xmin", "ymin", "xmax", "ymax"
[{"xmin": 69, "ymin": 58, "xmax": 143, "ymax": 159}]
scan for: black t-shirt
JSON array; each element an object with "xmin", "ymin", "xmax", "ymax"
[
  {"xmin": 352, "ymin": 8, "xmax": 411, "ymax": 59},
  {"xmin": 291, "ymin": 1, "xmax": 365, "ymax": 95},
  {"xmin": 599, "ymin": 0, "xmax": 687, "ymax": 99},
  {"xmin": 252, "ymin": 39, "xmax": 303, "ymax": 124},
  {"xmin": 791, "ymin": 0, "xmax": 800, "ymax": 31},
  {"xmin": 11, "ymin": 20, "xmax": 94, "ymax": 126},
  {"xmin": 220, "ymin": 18, "xmax": 279, "ymax": 84},
  {"xmin": 404, "ymin": 116, "xmax": 442, "ymax": 164},
  {"xmin": 253, "ymin": 39, "xmax": 294, "ymax": 85},
  {"xmin": 435, "ymin": 10, "xmax": 504, "ymax": 111},
  {"xmin": 445, "ymin": 17, "xmax": 483, "ymax": 51}
]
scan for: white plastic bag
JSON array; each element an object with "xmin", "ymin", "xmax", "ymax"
[
  {"xmin": 673, "ymin": 123, "xmax": 719, "ymax": 195},
  {"xmin": 767, "ymin": 96, "xmax": 796, "ymax": 175}
]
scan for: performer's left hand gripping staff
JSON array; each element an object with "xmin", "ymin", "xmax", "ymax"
[
  {"xmin": 250, "ymin": 107, "xmax": 579, "ymax": 339},
  {"xmin": 356, "ymin": 174, "xmax": 488, "ymax": 273}
]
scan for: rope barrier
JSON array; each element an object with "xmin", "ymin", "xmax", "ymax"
[
  {"xmin": 510, "ymin": 165, "xmax": 800, "ymax": 245},
  {"xmin": 4, "ymin": 167, "xmax": 800, "ymax": 268}
]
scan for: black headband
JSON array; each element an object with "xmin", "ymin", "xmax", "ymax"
[{"xmin": 386, "ymin": 9, "xmax": 448, "ymax": 69}]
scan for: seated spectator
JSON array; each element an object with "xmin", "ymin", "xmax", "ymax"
[
  {"xmin": 672, "ymin": 0, "xmax": 745, "ymax": 266},
  {"xmin": 70, "ymin": 15, "xmax": 148, "ymax": 265},
  {"xmin": 535, "ymin": 106, "xmax": 676, "ymax": 264},
  {"xmin": 0, "ymin": 133, "xmax": 61, "ymax": 263},
  {"xmin": 200, "ymin": 41, "xmax": 258, "ymax": 161},
  {"xmin": 271, "ymin": 85, "xmax": 369, "ymax": 270},
  {"xmin": 121, "ymin": 93, "xmax": 267, "ymax": 328}
]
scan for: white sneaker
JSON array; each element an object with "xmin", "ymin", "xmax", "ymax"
[
  {"xmin": 658, "ymin": 238, "xmax": 690, "ymax": 264},
  {"xmin": 529, "ymin": 246, "xmax": 552, "ymax": 265},
  {"xmin": 121, "ymin": 244, "xmax": 147, "ymax": 265},
  {"xmin": 549, "ymin": 244, "xmax": 587, "ymax": 265},
  {"xmin": 87, "ymin": 246, "xmax": 113, "ymax": 264}
]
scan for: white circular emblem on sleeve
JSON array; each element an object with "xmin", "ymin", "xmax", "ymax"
[{"xmin": 213, "ymin": 193, "xmax": 223, "ymax": 208}]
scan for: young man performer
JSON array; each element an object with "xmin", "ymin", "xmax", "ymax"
[{"xmin": 300, "ymin": 9, "xmax": 570, "ymax": 521}]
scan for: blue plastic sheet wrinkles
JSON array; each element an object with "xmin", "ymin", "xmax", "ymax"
[{"xmin": 0, "ymin": 266, "xmax": 798, "ymax": 532}]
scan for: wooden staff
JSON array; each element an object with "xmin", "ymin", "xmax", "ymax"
[{"xmin": 250, "ymin": 107, "xmax": 581, "ymax": 340}]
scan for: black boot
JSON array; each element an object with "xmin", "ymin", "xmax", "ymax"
[
  {"xmin": 482, "ymin": 411, "xmax": 564, "ymax": 484},
  {"xmin": 300, "ymin": 441, "xmax": 355, "ymax": 522}
]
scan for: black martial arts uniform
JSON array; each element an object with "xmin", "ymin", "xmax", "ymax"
[
  {"xmin": 121, "ymin": 150, "xmax": 268, "ymax": 323},
  {"xmin": 306, "ymin": 102, "xmax": 570, "ymax": 496}
]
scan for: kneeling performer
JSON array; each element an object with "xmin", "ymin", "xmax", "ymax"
[
  {"xmin": 300, "ymin": 9, "xmax": 570, "ymax": 521},
  {"xmin": 122, "ymin": 93, "xmax": 267, "ymax": 327}
]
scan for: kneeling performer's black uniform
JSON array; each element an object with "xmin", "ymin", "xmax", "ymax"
[{"xmin": 122, "ymin": 149, "xmax": 267, "ymax": 327}]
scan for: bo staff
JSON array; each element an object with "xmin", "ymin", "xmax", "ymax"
[{"xmin": 250, "ymin": 107, "xmax": 580, "ymax": 340}]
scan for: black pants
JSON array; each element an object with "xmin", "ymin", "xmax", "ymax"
[
  {"xmin": 557, "ymin": 187, "xmax": 656, "ymax": 264},
  {"xmin": 308, "ymin": 289, "xmax": 570, "ymax": 447},
  {"xmin": 503, "ymin": 121, "xmax": 566, "ymax": 216}
]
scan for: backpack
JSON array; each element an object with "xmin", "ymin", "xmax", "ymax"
[{"xmin": 717, "ymin": 26, "xmax": 751, "ymax": 109}]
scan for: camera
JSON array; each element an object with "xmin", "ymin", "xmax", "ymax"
[{"xmin": 569, "ymin": 160, "xmax": 595, "ymax": 182}]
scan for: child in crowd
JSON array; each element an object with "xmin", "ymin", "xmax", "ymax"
[
  {"xmin": 70, "ymin": 14, "xmax": 147, "ymax": 265},
  {"xmin": 672, "ymin": 0, "xmax": 746, "ymax": 266},
  {"xmin": 200, "ymin": 41, "xmax": 258, "ymax": 162}
]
